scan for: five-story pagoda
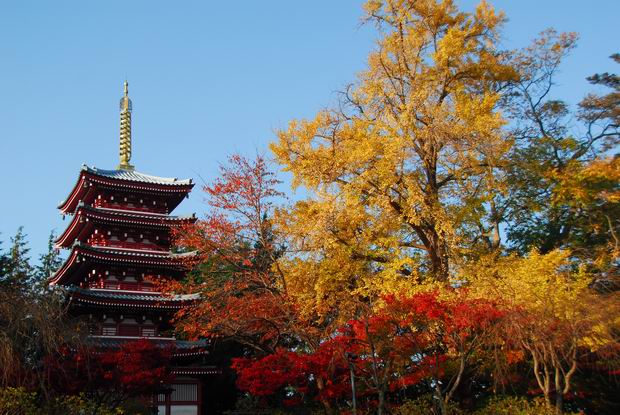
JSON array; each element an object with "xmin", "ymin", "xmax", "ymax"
[{"xmin": 51, "ymin": 82, "xmax": 216, "ymax": 415}]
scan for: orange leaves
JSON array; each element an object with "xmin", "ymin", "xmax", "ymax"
[
  {"xmin": 204, "ymin": 154, "xmax": 283, "ymax": 217},
  {"xmin": 164, "ymin": 154, "xmax": 294, "ymax": 353}
]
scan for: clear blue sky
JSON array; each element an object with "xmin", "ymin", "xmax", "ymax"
[{"xmin": 0, "ymin": 1, "xmax": 618, "ymax": 259}]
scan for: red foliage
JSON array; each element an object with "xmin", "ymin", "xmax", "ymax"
[
  {"xmin": 232, "ymin": 345, "xmax": 351, "ymax": 405},
  {"xmin": 49, "ymin": 339, "xmax": 173, "ymax": 400},
  {"xmin": 98, "ymin": 339, "xmax": 173, "ymax": 395},
  {"xmin": 232, "ymin": 291, "xmax": 504, "ymax": 408},
  {"xmin": 231, "ymin": 349, "xmax": 307, "ymax": 397}
]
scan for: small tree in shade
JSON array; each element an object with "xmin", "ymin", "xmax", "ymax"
[{"xmin": 50, "ymin": 339, "xmax": 174, "ymax": 413}]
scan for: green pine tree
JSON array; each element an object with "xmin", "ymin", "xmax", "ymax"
[
  {"xmin": 4, "ymin": 226, "xmax": 34, "ymax": 290},
  {"xmin": 0, "ymin": 235, "xmax": 9, "ymax": 280},
  {"xmin": 35, "ymin": 230, "xmax": 62, "ymax": 289}
]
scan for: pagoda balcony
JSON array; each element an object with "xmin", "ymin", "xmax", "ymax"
[
  {"xmin": 88, "ymin": 280, "xmax": 157, "ymax": 293},
  {"xmin": 92, "ymin": 199, "xmax": 168, "ymax": 215},
  {"xmin": 90, "ymin": 324, "xmax": 161, "ymax": 338},
  {"xmin": 90, "ymin": 239, "xmax": 168, "ymax": 252}
]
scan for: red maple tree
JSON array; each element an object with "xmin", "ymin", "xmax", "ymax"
[
  {"xmin": 232, "ymin": 291, "xmax": 503, "ymax": 414},
  {"xmin": 164, "ymin": 155, "xmax": 297, "ymax": 354}
]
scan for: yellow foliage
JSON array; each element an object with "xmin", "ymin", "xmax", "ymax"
[
  {"xmin": 271, "ymin": 0, "xmax": 517, "ymax": 325},
  {"xmin": 464, "ymin": 250, "xmax": 618, "ymax": 352}
]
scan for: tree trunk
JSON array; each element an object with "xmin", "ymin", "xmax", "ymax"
[
  {"xmin": 377, "ymin": 388, "xmax": 385, "ymax": 415},
  {"xmin": 426, "ymin": 228, "xmax": 450, "ymax": 281},
  {"xmin": 554, "ymin": 366, "xmax": 564, "ymax": 415},
  {"xmin": 435, "ymin": 382, "xmax": 448, "ymax": 415},
  {"xmin": 554, "ymin": 394, "xmax": 564, "ymax": 415},
  {"xmin": 316, "ymin": 377, "xmax": 334, "ymax": 415}
]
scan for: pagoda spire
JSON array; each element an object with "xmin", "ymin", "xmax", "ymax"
[{"xmin": 118, "ymin": 81, "xmax": 134, "ymax": 170}]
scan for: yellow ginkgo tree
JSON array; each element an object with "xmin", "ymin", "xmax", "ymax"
[{"xmin": 271, "ymin": 0, "xmax": 516, "ymax": 324}]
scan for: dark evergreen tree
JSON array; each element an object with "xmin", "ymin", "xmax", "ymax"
[
  {"xmin": 501, "ymin": 38, "xmax": 619, "ymax": 271},
  {"xmin": 1, "ymin": 227, "xmax": 33, "ymax": 290},
  {"xmin": 35, "ymin": 230, "xmax": 62, "ymax": 290},
  {"xmin": 0, "ymin": 235, "xmax": 9, "ymax": 280}
]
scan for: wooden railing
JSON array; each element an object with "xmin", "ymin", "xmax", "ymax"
[
  {"xmin": 90, "ymin": 239, "xmax": 167, "ymax": 252},
  {"xmin": 92, "ymin": 199, "xmax": 168, "ymax": 214},
  {"xmin": 93, "ymin": 324, "xmax": 158, "ymax": 337},
  {"xmin": 88, "ymin": 280, "xmax": 156, "ymax": 292}
]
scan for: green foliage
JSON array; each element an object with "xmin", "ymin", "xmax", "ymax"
[
  {"xmin": 34, "ymin": 230, "xmax": 62, "ymax": 288},
  {"xmin": 473, "ymin": 396, "xmax": 580, "ymax": 415},
  {"xmin": 503, "ymin": 38, "xmax": 619, "ymax": 273},
  {"xmin": 0, "ymin": 387, "xmax": 37, "ymax": 415},
  {"xmin": 0, "ymin": 238, "xmax": 9, "ymax": 280},
  {"xmin": 1, "ymin": 227, "xmax": 33, "ymax": 290},
  {"xmin": 0, "ymin": 387, "xmax": 125, "ymax": 415},
  {"xmin": 392, "ymin": 396, "xmax": 464, "ymax": 415}
]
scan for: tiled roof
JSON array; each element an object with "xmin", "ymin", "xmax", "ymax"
[
  {"xmin": 68, "ymin": 286, "xmax": 200, "ymax": 302},
  {"xmin": 83, "ymin": 165, "xmax": 192, "ymax": 186}
]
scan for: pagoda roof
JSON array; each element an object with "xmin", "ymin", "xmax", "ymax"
[
  {"xmin": 59, "ymin": 165, "xmax": 194, "ymax": 215},
  {"xmin": 82, "ymin": 166, "xmax": 192, "ymax": 186},
  {"xmin": 67, "ymin": 286, "xmax": 199, "ymax": 310},
  {"xmin": 51, "ymin": 243, "xmax": 196, "ymax": 286},
  {"xmin": 55, "ymin": 204, "xmax": 196, "ymax": 249}
]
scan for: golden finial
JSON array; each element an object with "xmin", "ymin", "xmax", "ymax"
[{"xmin": 118, "ymin": 81, "xmax": 134, "ymax": 170}]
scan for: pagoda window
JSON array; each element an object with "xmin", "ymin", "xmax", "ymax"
[
  {"xmin": 101, "ymin": 318, "xmax": 117, "ymax": 336},
  {"xmin": 103, "ymin": 278, "xmax": 120, "ymax": 290},
  {"xmin": 118, "ymin": 325, "xmax": 140, "ymax": 337},
  {"xmin": 141, "ymin": 326, "xmax": 156, "ymax": 337},
  {"xmin": 171, "ymin": 384, "xmax": 198, "ymax": 402},
  {"xmin": 118, "ymin": 318, "xmax": 140, "ymax": 337},
  {"xmin": 101, "ymin": 326, "xmax": 117, "ymax": 336}
]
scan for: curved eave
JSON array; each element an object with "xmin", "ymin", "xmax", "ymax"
[
  {"xmin": 58, "ymin": 172, "xmax": 90, "ymax": 214},
  {"xmin": 55, "ymin": 206, "xmax": 196, "ymax": 249},
  {"xmin": 51, "ymin": 248, "xmax": 82, "ymax": 286},
  {"xmin": 59, "ymin": 166, "xmax": 194, "ymax": 215},
  {"xmin": 50, "ymin": 245, "xmax": 196, "ymax": 286}
]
